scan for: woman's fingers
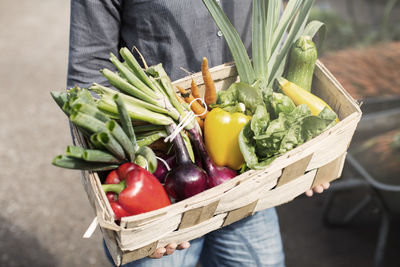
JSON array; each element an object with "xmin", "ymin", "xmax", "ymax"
[
  {"xmin": 305, "ymin": 182, "xmax": 330, "ymax": 197},
  {"xmin": 177, "ymin": 241, "xmax": 190, "ymax": 250},
  {"xmin": 313, "ymin": 185, "xmax": 324, "ymax": 194},
  {"xmin": 322, "ymin": 182, "xmax": 330, "ymax": 190},
  {"xmin": 149, "ymin": 247, "xmax": 166, "ymax": 259},
  {"xmin": 148, "ymin": 241, "xmax": 190, "ymax": 258},
  {"xmin": 165, "ymin": 243, "xmax": 178, "ymax": 255},
  {"xmin": 305, "ymin": 189, "xmax": 314, "ymax": 197}
]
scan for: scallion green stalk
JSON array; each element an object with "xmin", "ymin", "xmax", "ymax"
[
  {"xmin": 69, "ymin": 112, "xmax": 108, "ymax": 134},
  {"xmin": 90, "ymin": 83, "xmax": 179, "ymax": 120},
  {"xmin": 52, "ymin": 155, "xmax": 119, "ymax": 171},
  {"xmin": 97, "ymin": 131, "xmax": 126, "ymax": 160},
  {"xmin": 113, "ymin": 94, "xmax": 138, "ymax": 152},
  {"xmin": 96, "ymin": 99, "xmax": 174, "ymax": 126},
  {"xmin": 100, "ymin": 68, "xmax": 159, "ymax": 106},
  {"xmin": 71, "ymin": 103, "xmax": 110, "ymax": 123},
  {"xmin": 82, "ymin": 149, "xmax": 121, "ymax": 164},
  {"xmin": 136, "ymin": 130, "xmax": 167, "ymax": 147},
  {"xmin": 65, "ymin": 145, "xmax": 85, "ymax": 159},
  {"xmin": 106, "ymin": 120, "xmax": 135, "ymax": 162}
]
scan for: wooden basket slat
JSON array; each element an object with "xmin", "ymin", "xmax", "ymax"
[
  {"xmin": 118, "ymin": 213, "xmax": 182, "ymax": 250},
  {"xmin": 222, "ymin": 200, "xmax": 259, "ymax": 227},
  {"xmin": 178, "ymin": 200, "xmax": 220, "ymax": 229},
  {"xmin": 119, "ymin": 241, "xmax": 159, "ymax": 265},
  {"xmin": 101, "ymin": 227, "xmax": 125, "ymax": 266},
  {"xmin": 313, "ymin": 61, "xmax": 360, "ymax": 119},
  {"xmin": 156, "ymin": 213, "xmax": 227, "ymax": 249},
  {"xmin": 254, "ymin": 169, "xmax": 317, "ymax": 212},
  {"xmin": 276, "ymin": 154, "xmax": 313, "ymax": 187},
  {"xmin": 311, "ymin": 152, "xmax": 347, "ymax": 188},
  {"xmin": 306, "ymin": 118, "xmax": 358, "ymax": 170},
  {"xmin": 215, "ymin": 169, "xmax": 281, "ymax": 214}
]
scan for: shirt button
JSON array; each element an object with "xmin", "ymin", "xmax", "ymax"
[{"xmin": 217, "ymin": 31, "xmax": 223, "ymax": 37}]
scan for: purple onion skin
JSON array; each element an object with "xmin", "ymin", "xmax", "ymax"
[
  {"xmin": 164, "ymin": 124, "xmax": 209, "ymax": 201},
  {"xmin": 164, "ymin": 163, "xmax": 208, "ymax": 201},
  {"xmin": 188, "ymin": 128, "xmax": 237, "ymax": 188},
  {"xmin": 206, "ymin": 165, "xmax": 237, "ymax": 188},
  {"xmin": 153, "ymin": 154, "xmax": 176, "ymax": 183}
]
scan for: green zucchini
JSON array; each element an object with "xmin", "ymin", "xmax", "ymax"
[{"xmin": 285, "ymin": 35, "xmax": 317, "ymax": 92}]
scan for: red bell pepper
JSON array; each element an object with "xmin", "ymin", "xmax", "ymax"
[
  {"xmin": 103, "ymin": 169, "xmax": 132, "ymax": 220},
  {"xmin": 109, "ymin": 201, "xmax": 132, "ymax": 219},
  {"xmin": 103, "ymin": 163, "xmax": 171, "ymax": 216},
  {"xmin": 105, "ymin": 169, "xmax": 121, "ymax": 184}
]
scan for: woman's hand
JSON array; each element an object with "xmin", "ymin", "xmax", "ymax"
[
  {"xmin": 148, "ymin": 242, "xmax": 191, "ymax": 259},
  {"xmin": 305, "ymin": 182, "xmax": 330, "ymax": 197}
]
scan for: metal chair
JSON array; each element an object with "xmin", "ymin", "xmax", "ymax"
[{"xmin": 323, "ymin": 154, "xmax": 400, "ymax": 267}]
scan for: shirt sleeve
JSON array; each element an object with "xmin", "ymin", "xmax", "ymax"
[{"xmin": 67, "ymin": 0, "xmax": 122, "ymax": 88}]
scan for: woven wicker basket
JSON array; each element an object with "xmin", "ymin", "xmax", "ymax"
[{"xmin": 75, "ymin": 60, "xmax": 361, "ymax": 266}]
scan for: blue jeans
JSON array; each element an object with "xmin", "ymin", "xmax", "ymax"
[{"xmin": 105, "ymin": 208, "xmax": 285, "ymax": 267}]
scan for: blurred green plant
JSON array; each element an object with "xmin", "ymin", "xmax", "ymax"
[{"xmin": 309, "ymin": 0, "xmax": 400, "ymax": 53}]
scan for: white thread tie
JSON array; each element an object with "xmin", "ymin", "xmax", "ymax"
[{"xmin": 164, "ymin": 98, "xmax": 207, "ymax": 143}]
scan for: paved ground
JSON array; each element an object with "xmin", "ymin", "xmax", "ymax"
[
  {"xmin": 0, "ymin": 1, "xmax": 109, "ymax": 266},
  {"xmin": 1, "ymin": 1, "xmax": 398, "ymax": 267}
]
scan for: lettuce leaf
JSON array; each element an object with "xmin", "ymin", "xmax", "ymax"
[{"xmin": 239, "ymin": 104, "xmax": 337, "ymax": 170}]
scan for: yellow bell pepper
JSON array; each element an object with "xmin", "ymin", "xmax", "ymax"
[{"xmin": 204, "ymin": 108, "xmax": 251, "ymax": 170}]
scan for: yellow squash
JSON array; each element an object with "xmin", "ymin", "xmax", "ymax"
[
  {"xmin": 277, "ymin": 77, "xmax": 339, "ymax": 121},
  {"xmin": 204, "ymin": 108, "xmax": 251, "ymax": 170}
]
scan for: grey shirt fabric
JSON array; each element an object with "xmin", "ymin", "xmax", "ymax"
[{"xmin": 67, "ymin": 0, "xmax": 253, "ymax": 88}]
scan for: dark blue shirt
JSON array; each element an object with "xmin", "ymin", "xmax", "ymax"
[{"xmin": 67, "ymin": 0, "xmax": 253, "ymax": 88}]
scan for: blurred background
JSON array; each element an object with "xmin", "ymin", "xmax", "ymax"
[{"xmin": 0, "ymin": 0, "xmax": 398, "ymax": 266}]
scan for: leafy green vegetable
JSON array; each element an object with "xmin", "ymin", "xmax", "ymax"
[
  {"xmin": 251, "ymin": 105, "xmax": 270, "ymax": 137},
  {"xmin": 218, "ymin": 82, "xmax": 264, "ymax": 115},
  {"xmin": 270, "ymin": 93, "xmax": 296, "ymax": 117},
  {"xmin": 239, "ymin": 104, "xmax": 337, "ymax": 169},
  {"xmin": 238, "ymin": 122, "xmax": 258, "ymax": 169}
]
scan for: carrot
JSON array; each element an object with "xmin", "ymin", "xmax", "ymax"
[
  {"xmin": 201, "ymin": 57, "xmax": 217, "ymax": 108},
  {"xmin": 191, "ymin": 78, "xmax": 202, "ymax": 104},
  {"xmin": 176, "ymin": 86, "xmax": 208, "ymax": 119},
  {"xmin": 195, "ymin": 117, "xmax": 204, "ymax": 130},
  {"xmin": 175, "ymin": 91, "xmax": 187, "ymax": 105}
]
